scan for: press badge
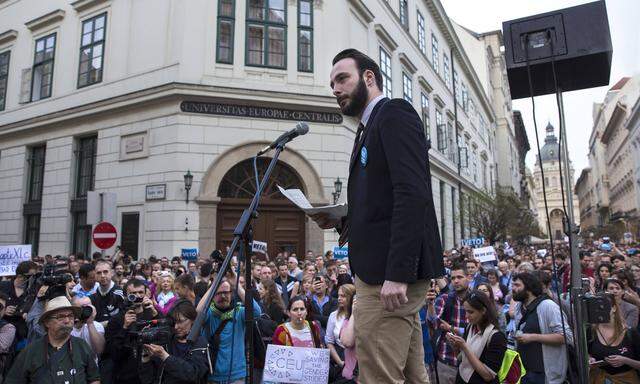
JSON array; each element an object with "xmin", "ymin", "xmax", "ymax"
[{"xmin": 360, "ymin": 146, "xmax": 368, "ymax": 167}]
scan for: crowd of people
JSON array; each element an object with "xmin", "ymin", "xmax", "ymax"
[{"xmin": 0, "ymin": 239, "xmax": 638, "ymax": 383}]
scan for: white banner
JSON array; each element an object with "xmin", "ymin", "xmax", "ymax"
[
  {"xmin": 473, "ymin": 246, "xmax": 497, "ymax": 263},
  {"xmin": 0, "ymin": 245, "xmax": 32, "ymax": 276},
  {"xmin": 263, "ymin": 344, "xmax": 330, "ymax": 384},
  {"xmin": 252, "ymin": 240, "xmax": 268, "ymax": 254}
]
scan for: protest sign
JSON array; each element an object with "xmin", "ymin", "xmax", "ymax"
[
  {"xmin": 504, "ymin": 242, "xmax": 515, "ymax": 257},
  {"xmin": 180, "ymin": 248, "xmax": 198, "ymax": 261},
  {"xmin": 333, "ymin": 246, "xmax": 348, "ymax": 259},
  {"xmin": 536, "ymin": 249, "xmax": 548, "ymax": 257},
  {"xmin": 473, "ymin": 246, "xmax": 497, "ymax": 263},
  {"xmin": 252, "ymin": 240, "xmax": 268, "ymax": 254},
  {"xmin": 0, "ymin": 245, "xmax": 32, "ymax": 276},
  {"xmin": 461, "ymin": 237, "xmax": 485, "ymax": 248},
  {"xmin": 263, "ymin": 344, "xmax": 330, "ymax": 384}
]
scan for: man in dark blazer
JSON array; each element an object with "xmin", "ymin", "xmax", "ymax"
[{"xmin": 312, "ymin": 48, "xmax": 444, "ymax": 382}]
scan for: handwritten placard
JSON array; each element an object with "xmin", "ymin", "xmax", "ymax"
[
  {"xmin": 473, "ymin": 246, "xmax": 497, "ymax": 263},
  {"xmin": 0, "ymin": 245, "xmax": 32, "ymax": 276},
  {"xmin": 252, "ymin": 240, "xmax": 268, "ymax": 255},
  {"xmin": 263, "ymin": 344, "xmax": 330, "ymax": 384}
]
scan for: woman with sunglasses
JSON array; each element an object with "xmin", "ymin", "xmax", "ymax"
[{"xmin": 445, "ymin": 290, "xmax": 507, "ymax": 384}]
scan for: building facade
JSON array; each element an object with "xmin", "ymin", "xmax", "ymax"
[
  {"xmin": 0, "ymin": 0, "xmax": 503, "ymax": 258},
  {"xmin": 533, "ymin": 123, "xmax": 580, "ymax": 240},
  {"xmin": 578, "ymin": 76, "xmax": 640, "ymax": 240}
]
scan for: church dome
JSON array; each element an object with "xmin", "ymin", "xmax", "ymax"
[{"xmin": 539, "ymin": 122, "xmax": 559, "ymax": 162}]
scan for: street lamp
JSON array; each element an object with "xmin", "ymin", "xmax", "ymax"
[
  {"xmin": 332, "ymin": 177, "xmax": 342, "ymax": 204},
  {"xmin": 184, "ymin": 170, "xmax": 193, "ymax": 204}
]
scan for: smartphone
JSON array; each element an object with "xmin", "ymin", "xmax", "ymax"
[{"xmin": 589, "ymin": 360, "xmax": 605, "ymax": 367}]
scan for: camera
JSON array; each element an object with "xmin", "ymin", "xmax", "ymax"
[
  {"xmin": 34, "ymin": 264, "xmax": 74, "ymax": 300},
  {"xmin": 125, "ymin": 294, "xmax": 144, "ymax": 310},
  {"xmin": 128, "ymin": 319, "xmax": 173, "ymax": 348},
  {"xmin": 581, "ymin": 292, "xmax": 612, "ymax": 324},
  {"xmin": 78, "ymin": 305, "xmax": 93, "ymax": 322}
]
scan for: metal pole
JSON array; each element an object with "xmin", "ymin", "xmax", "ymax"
[
  {"xmin": 99, "ymin": 192, "xmax": 105, "ymax": 257},
  {"xmin": 557, "ymin": 90, "xmax": 588, "ymax": 383}
]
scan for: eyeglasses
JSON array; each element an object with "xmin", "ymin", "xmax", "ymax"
[
  {"xmin": 215, "ymin": 291, "xmax": 232, "ymax": 297},
  {"xmin": 50, "ymin": 313, "xmax": 76, "ymax": 321}
]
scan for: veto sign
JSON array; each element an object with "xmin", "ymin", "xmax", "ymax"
[
  {"xmin": 461, "ymin": 237, "xmax": 485, "ymax": 247},
  {"xmin": 333, "ymin": 246, "xmax": 348, "ymax": 259},
  {"xmin": 263, "ymin": 344, "xmax": 329, "ymax": 384},
  {"xmin": 252, "ymin": 240, "xmax": 268, "ymax": 255},
  {"xmin": 181, "ymin": 248, "xmax": 198, "ymax": 261},
  {"xmin": 473, "ymin": 246, "xmax": 497, "ymax": 263},
  {"xmin": 0, "ymin": 245, "xmax": 32, "ymax": 276},
  {"xmin": 92, "ymin": 222, "xmax": 117, "ymax": 250}
]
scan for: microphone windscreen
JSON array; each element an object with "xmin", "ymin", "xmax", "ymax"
[{"xmin": 296, "ymin": 122, "xmax": 309, "ymax": 135}]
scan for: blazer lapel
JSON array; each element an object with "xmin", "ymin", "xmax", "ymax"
[{"xmin": 349, "ymin": 98, "xmax": 388, "ymax": 174}]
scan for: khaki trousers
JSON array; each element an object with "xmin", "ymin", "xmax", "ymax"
[{"xmin": 355, "ymin": 277, "xmax": 430, "ymax": 384}]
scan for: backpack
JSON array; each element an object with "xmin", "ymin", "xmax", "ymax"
[{"xmin": 0, "ymin": 319, "xmax": 17, "ymax": 380}]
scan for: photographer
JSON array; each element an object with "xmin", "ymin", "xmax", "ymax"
[
  {"xmin": 71, "ymin": 296, "xmax": 105, "ymax": 357},
  {"xmin": 139, "ymin": 299, "xmax": 209, "ymax": 384},
  {"xmin": 105, "ymin": 278, "xmax": 162, "ymax": 384},
  {"xmin": 0, "ymin": 261, "xmax": 38, "ymax": 350},
  {"xmin": 5, "ymin": 296, "xmax": 100, "ymax": 384}
]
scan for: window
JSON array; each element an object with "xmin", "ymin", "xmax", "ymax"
[
  {"xmin": 78, "ymin": 13, "xmax": 106, "ymax": 88},
  {"xmin": 0, "ymin": 51, "xmax": 9, "ymax": 111},
  {"xmin": 27, "ymin": 145, "xmax": 46, "ymax": 203},
  {"xmin": 72, "ymin": 211, "xmax": 91, "ymax": 257},
  {"xmin": 461, "ymin": 83, "xmax": 468, "ymax": 112},
  {"xmin": 379, "ymin": 47, "xmax": 392, "ymax": 98},
  {"xmin": 473, "ymin": 150, "xmax": 478, "ymax": 182},
  {"xmin": 417, "ymin": 11, "xmax": 426, "ymax": 55},
  {"xmin": 31, "ymin": 34, "xmax": 56, "ymax": 101},
  {"xmin": 75, "ymin": 136, "xmax": 97, "ymax": 198},
  {"xmin": 297, "ymin": 0, "xmax": 313, "ymax": 72},
  {"xmin": 439, "ymin": 180, "xmax": 446, "ymax": 247},
  {"xmin": 421, "ymin": 92, "xmax": 430, "ymax": 140},
  {"xmin": 436, "ymin": 109, "xmax": 446, "ymax": 151},
  {"xmin": 453, "ymin": 70, "xmax": 461, "ymax": 105},
  {"xmin": 399, "ymin": 0, "xmax": 408, "ymax": 30},
  {"xmin": 443, "ymin": 54, "xmax": 450, "ymax": 88},
  {"xmin": 431, "ymin": 33, "xmax": 439, "ymax": 74},
  {"xmin": 447, "ymin": 121, "xmax": 456, "ymax": 163},
  {"xmin": 246, "ymin": 0, "xmax": 287, "ymax": 68},
  {"xmin": 24, "ymin": 214, "xmax": 41, "ymax": 256},
  {"xmin": 451, "ymin": 186, "xmax": 456, "ymax": 245},
  {"xmin": 217, "ymin": 0, "xmax": 235, "ymax": 64},
  {"xmin": 402, "ymin": 72, "xmax": 412, "ymax": 102}
]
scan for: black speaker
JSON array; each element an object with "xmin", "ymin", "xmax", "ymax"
[{"xmin": 503, "ymin": 0, "xmax": 612, "ymax": 99}]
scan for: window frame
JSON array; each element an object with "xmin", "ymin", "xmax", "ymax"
[
  {"xmin": 417, "ymin": 11, "xmax": 426, "ymax": 55},
  {"xmin": 216, "ymin": 0, "xmax": 235, "ymax": 64},
  {"xmin": 27, "ymin": 145, "xmax": 46, "ymax": 203},
  {"xmin": 0, "ymin": 50, "xmax": 9, "ymax": 111},
  {"xmin": 436, "ymin": 109, "xmax": 446, "ymax": 152},
  {"xmin": 77, "ymin": 13, "xmax": 107, "ymax": 88},
  {"xmin": 421, "ymin": 92, "xmax": 430, "ymax": 141},
  {"xmin": 399, "ymin": 0, "xmax": 409, "ymax": 30},
  {"xmin": 443, "ymin": 54, "xmax": 450, "ymax": 88},
  {"xmin": 431, "ymin": 33, "xmax": 439, "ymax": 74},
  {"xmin": 402, "ymin": 72, "xmax": 412, "ymax": 103},
  {"xmin": 297, "ymin": 0, "xmax": 313, "ymax": 72},
  {"xmin": 379, "ymin": 46, "xmax": 392, "ymax": 98},
  {"xmin": 72, "ymin": 210, "xmax": 91, "ymax": 257},
  {"xmin": 75, "ymin": 136, "xmax": 97, "ymax": 198},
  {"xmin": 24, "ymin": 214, "xmax": 41, "ymax": 256},
  {"xmin": 245, "ymin": 0, "xmax": 288, "ymax": 69},
  {"xmin": 31, "ymin": 33, "xmax": 56, "ymax": 102}
]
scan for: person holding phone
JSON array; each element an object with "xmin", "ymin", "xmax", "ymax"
[
  {"xmin": 587, "ymin": 294, "xmax": 640, "ymax": 383},
  {"xmin": 445, "ymin": 290, "xmax": 507, "ymax": 384}
]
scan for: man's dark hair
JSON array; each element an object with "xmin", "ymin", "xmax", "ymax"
[
  {"xmin": 92, "ymin": 251, "xmax": 102, "ymax": 260},
  {"xmin": 171, "ymin": 256, "xmax": 181, "ymax": 263},
  {"xmin": 200, "ymin": 262, "xmax": 213, "ymax": 278},
  {"xmin": 450, "ymin": 262, "xmax": 468, "ymax": 275},
  {"xmin": 175, "ymin": 273, "xmax": 194, "ymax": 290},
  {"xmin": 75, "ymin": 251, "xmax": 86, "ymax": 261},
  {"xmin": 513, "ymin": 272, "xmax": 543, "ymax": 297},
  {"xmin": 332, "ymin": 49, "xmax": 383, "ymax": 91},
  {"xmin": 78, "ymin": 263, "xmax": 95, "ymax": 279},
  {"xmin": 611, "ymin": 254, "xmax": 625, "ymax": 263},
  {"xmin": 125, "ymin": 278, "xmax": 146, "ymax": 292},
  {"xmin": 15, "ymin": 261, "xmax": 37, "ymax": 276}
]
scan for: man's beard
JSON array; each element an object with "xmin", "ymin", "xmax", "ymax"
[
  {"xmin": 512, "ymin": 289, "xmax": 528, "ymax": 302},
  {"xmin": 338, "ymin": 77, "xmax": 369, "ymax": 117}
]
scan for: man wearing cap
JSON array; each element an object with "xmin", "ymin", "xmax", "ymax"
[{"xmin": 4, "ymin": 295, "xmax": 100, "ymax": 384}]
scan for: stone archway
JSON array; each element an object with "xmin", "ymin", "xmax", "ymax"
[
  {"xmin": 549, "ymin": 209, "xmax": 565, "ymax": 241},
  {"xmin": 197, "ymin": 142, "xmax": 326, "ymax": 257}
]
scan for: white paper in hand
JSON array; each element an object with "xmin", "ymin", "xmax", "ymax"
[{"xmin": 278, "ymin": 185, "xmax": 347, "ymax": 220}]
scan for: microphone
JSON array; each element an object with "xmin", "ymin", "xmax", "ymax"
[{"xmin": 257, "ymin": 122, "xmax": 309, "ymax": 156}]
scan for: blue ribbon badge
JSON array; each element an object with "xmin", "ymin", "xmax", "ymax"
[{"xmin": 360, "ymin": 146, "xmax": 368, "ymax": 167}]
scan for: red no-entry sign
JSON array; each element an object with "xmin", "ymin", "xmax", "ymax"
[{"xmin": 92, "ymin": 222, "xmax": 117, "ymax": 249}]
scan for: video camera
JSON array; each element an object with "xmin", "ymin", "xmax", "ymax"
[
  {"xmin": 127, "ymin": 319, "xmax": 173, "ymax": 348},
  {"xmin": 32, "ymin": 263, "xmax": 74, "ymax": 301}
]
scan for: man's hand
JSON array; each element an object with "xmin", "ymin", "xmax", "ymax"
[
  {"xmin": 36, "ymin": 286, "xmax": 49, "ymax": 299},
  {"xmin": 309, "ymin": 213, "xmax": 340, "ymax": 230},
  {"xmin": 87, "ymin": 305, "xmax": 97, "ymax": 323},
  {"xmin": 380, "ymin": 280, "xmax": 408, "ymax": 312},
  {"xmin": 439, "ymin": 320, "xmax": 452, "ymax": 333},
  {"xmin": 4, "ymin": 306, "xmax": 16, "ymax": 317},
  {"xmin": 515, "ymin": 333, "xmax": 537, "ymax": 344},
  {"xmin": 426, "ymin": 290, "xmax": 437, "ymax": 302},
  {"xmin": 123, "ymin": 310, "xmax": 137, "ymax": 329}
]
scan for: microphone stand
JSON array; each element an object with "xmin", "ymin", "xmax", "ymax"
[{"xmin": 188, "ymin": 140, "xmax": 288, "ymax": 383}]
